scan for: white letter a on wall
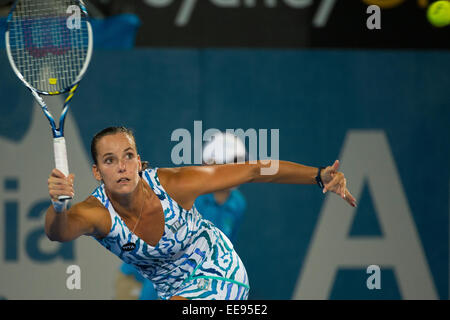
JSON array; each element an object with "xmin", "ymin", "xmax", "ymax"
[{"xmin": 292, "ymin": 130, "xmax": 437, "ymax": 299}]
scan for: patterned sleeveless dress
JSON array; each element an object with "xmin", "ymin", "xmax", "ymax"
[{"xmin": 91, "ymin": 168, "xmax": 249, "ymax": 300}]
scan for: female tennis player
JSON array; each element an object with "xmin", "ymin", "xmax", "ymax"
[{"xmin": 45, "ymin": 126, "xmax": 356, "ymax": 300}]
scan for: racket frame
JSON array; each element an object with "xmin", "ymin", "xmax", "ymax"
[{"xmin": 4, "ymin": 0, "xmax": 93, "ymax": 200}]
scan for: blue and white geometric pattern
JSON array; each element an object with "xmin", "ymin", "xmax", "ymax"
[{"xmin": 91, "ymin": 168, "xmax": 249, "ymax": 300}]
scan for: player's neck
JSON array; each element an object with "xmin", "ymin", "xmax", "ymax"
[{"xmin": 107, "ymin": 180, "xmax": 145, "ymax": 218}]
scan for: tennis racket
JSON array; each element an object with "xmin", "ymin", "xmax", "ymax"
[{"xmin": 5, "ymin": 0, "xmax": 93, "ymax": 201}]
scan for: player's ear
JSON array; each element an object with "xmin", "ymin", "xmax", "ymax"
[
  {"xmin": 92, "ymin": 164, "xmax": 102, "ymax": 182},
  {"xmin": 137, "ymin": 154, "xmax": 142, "ymax": 172}
]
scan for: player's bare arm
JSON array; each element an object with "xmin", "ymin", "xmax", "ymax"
[
  {"xmin": 159, "ymin": 159, "xmax": 356, "ymax": 210},
  {"xmin": 45, "ymin": 169, "xmax": 109, "ymax": 242}
]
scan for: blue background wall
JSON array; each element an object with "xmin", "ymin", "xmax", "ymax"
[{"xmin": 1, "ymin": 46, "xmax": 449, "ymax": 299}]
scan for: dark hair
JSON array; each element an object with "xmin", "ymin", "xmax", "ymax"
[
  {"xmin": 90, "ymin": 126, "xmax": 134, "ymax": 165},
  {"xmin": 90, "ymin": 126, "xmax": 149, "ymax": 171}
]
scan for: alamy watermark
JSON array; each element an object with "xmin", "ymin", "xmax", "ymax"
[
  {"xmin": 66, "ymin": 264, "xmax": 81, "ymax": 290},
  {"xmin": 170, "ymin": 121, "xmax": 280, "ymax": 175},
  {"xmin": 366, "ymin": 5, "xmax": 381, "ymax": 30},
  {"xmin": 366, "ymin": 265, "xmax": 381, "ymax": 290},
  {"xmin": 66, "ymin": 5, "xmax": 81, "ymax": 30}
]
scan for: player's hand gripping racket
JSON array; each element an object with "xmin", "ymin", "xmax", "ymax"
[{"xmin": 5, "ymin": 0, "xmax": 93, "ymax": 201}]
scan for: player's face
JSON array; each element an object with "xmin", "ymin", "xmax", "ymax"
[{"xmin": 92, "ymin": 133, "xmax": 142, "ymax": 196}]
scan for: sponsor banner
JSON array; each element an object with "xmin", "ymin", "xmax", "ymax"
[{"xmin": 87, "ymin": 0, "xmax": 450, "ymax": 49}]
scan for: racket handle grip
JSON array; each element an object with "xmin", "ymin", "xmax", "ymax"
[{"xmin": 53, "ymin": 137, "xmax": 72, "ymax": 201}]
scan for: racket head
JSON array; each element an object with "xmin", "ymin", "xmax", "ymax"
[{"xmin": 5, "ymin": 0, "xmax": 93, "ymax": 95}]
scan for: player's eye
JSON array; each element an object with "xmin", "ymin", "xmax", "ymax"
[
  {"xmin": 104, "ymin": 157, "xmax": 113, "ymax": 164},
  {"xmin": 126, "ymin": 152, "xmax": 134, "ymax": 159}
]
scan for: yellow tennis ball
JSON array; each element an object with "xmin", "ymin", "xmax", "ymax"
[{"xmin": 427, "ymin": 1, "xmax": 450, "ymax": 27}]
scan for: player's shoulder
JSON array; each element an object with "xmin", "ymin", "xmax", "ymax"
[
  {"xmin": 71, "ymin": 196, "xmax": 109, "ymax": 230},
  {"xmin": 156, "ymin": 167, "xmax": 181, "ymax": 176},
  {"xmin": 155, "ymin": 167, "xmax": 182, "ymax": 185},
  {"xmin": 68, "ymin": 196, "xmax": 110, "ymax": 239},
  {"xmin": 155, "ymin": 167, "xmax": 197, "ymax": 209}
]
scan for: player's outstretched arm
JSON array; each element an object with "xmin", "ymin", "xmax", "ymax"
[
  {"xmin": 158, "ymin": 159, "xmax": 356, "ymax": 210},
  {"xmin": 253, "ymin": 159, "xmax": 356, "ymax": 207}
]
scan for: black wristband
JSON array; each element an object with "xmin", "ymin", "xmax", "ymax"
[{"xmin": 315, "ymin": 167, "xmax": 326, "ymax": 189}]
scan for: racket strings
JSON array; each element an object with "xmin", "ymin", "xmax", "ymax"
[{"xmin": 8, "ymin": 0, "xmax": 90, "ymax": 93}]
